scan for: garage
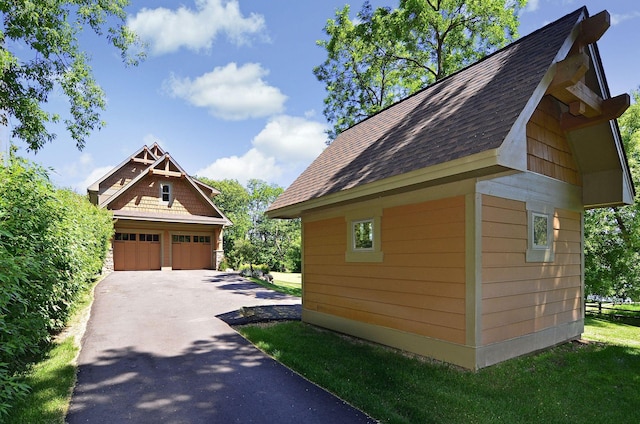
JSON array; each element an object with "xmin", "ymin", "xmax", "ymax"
[
  {"xmin": 171, "ymin": 234, "xmax": 212, "ymax": 270},
  {"xmin": 113, "ymin": 232, "xmax": 161, "ymax": 271}
]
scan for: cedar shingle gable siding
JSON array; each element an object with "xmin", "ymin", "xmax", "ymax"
[
  {"xmin": 88, "ymin": 144, "xmax": 231, "ymax": 271},
  {"xmin": 268, "ymin": 9, "xmax": 582, "ymax": 213}
]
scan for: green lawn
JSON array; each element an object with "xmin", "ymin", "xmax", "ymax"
[
  {"xmin": 11, "ymin": 271, "xmax": 639, "ymax": 424},
  {"xmin": 248, "ymin": 272, "xmax": 302, "ymax": 297},
  {"xmin": 238, "ymin": 316, "xmax": 640, "ymax": 424}
]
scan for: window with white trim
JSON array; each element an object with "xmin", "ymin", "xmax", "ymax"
[
  {"xmin": 352, "ymin": 219, "xmax": 374, "ymax": 250},
  {"xmin": 531, "ymin": 213, "xmax": 549, "ymax": 249},
  {"xmin": 526, "ymin": 203, "xmax": 555, "ymax": 263},
  {"xmin": 345, "ymin": 208, "xmax": 383, "ymax": 263},
  {"xmin": 160, "ymin": 183, "xmax": 171, "ymax": 204}
]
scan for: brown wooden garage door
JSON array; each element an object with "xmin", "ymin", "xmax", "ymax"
[
  {"xmin": 113, "ymin": 233, "xmax": 161, "ymax": 271},
  {"xmin": 171, "ymin": 235, "xmax": 212, "ymax": 270}
]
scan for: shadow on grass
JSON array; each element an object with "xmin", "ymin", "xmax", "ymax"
[{"xmin": 239, "ymin": 322, "xmax": 640, "ymax": 424}]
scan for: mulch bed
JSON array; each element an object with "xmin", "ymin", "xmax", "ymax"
[{"xmin": 217, "ymin": 304, "xmax": 302, "ymax": 326}]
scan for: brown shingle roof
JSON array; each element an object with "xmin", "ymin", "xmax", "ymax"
[{"xmin": 268, "ymin": 7, "xmax": 585, "ymax": 215}]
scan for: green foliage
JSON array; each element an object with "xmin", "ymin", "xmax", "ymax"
[
  {"xmin": 0, "ymin": 149, "xmax": 112, "ymax": 418},
  {"xmin": 0, "ymin": 0, "xmax": 144, "ymax": 151},
  {"xmin": 239, "ymin": 320, "xmax": 640, "ymax": 424},
  {"xmin": 314, "ymin": 0, "xmax": 526, "ymax": 140},
  {"xmin": 197, "ymin": 178, "xmax": 301, "ymax": 272},
  {"xmin": 585, "ymin": 91, "xmax": 640, "ymax": 301}
]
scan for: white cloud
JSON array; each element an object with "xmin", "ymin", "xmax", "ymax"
[
  {"xmin": 252, "ymin": 115, "xmax": 327, "ymax": 163},
  {"xmin": 75, "ymin": 165, "xmax": 114, "ymax": 193},
  {"xmin": 165, "ymin": 63, "xmax": 287, "ymax": 120},
  {"xmin": 127, "ymin": 0, "xmax": 267, "ymax": 55},
  {"xmin": 195, "ymin": 148, "xmax": 282, "ymax": 184},
  {"xmin": 611, "ymin": 11, "xmax": 640, "ymax": 26},
  {"xmin": 196, "ymin": 114, "xmax": 328, "ymax": 186}
]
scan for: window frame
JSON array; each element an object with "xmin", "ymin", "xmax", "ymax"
[
  {"xmin": 345, "ymin": 208, "xmax": 383, "ymax": 263},
  {"xmin": 160, "ymin": 182, "xmax": 172, "ymax": 204},
  {"xmin": 352, "ymin": 219, "xmax": 375, "ymax": 251},
  {"xmin": 526, "ymin": 202, "xmax": 555, "ymax": 263}
]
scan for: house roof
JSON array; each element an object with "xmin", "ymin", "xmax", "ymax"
[
  {"xmin": 99, "ymin": 153, "xmax": 231, "ymax": 225},
  {"xmin": 87, "ymin": 143, "xmax": 165, "ymax": 193},
  {"xmin": 268, "ymin": 7, "xmax": 632, "ymax": 218},
  {"xmin": 88, "ymin": 145, "xmax": 232, "ymax": 226}
]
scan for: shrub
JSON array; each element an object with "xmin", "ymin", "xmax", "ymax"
[
  {"xmin": 0, "ymin": 151, "xmax": 113, "ymax": 418},
  {"xmin": 218, "ymin": 258, "xmax": 230, "ymax": 271}
]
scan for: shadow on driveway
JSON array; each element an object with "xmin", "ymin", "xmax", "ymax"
[
  {"xmin": 69, "ymin": 332, "xmax": 373, "ymax": 423},
  {"xmin": 66, "ymin": 271, "xmax": 375, "ymax": 423}
]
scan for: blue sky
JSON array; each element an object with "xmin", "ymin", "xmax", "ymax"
[{"xmin": 7, "ymin": 0, "xmax": 640, "ymax": 192}]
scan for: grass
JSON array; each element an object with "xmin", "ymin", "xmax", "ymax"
[
  {"xmin": 238, "ymin": 317, "xmax": 640, "ymax": 424},
  {"xmin": 583, "ymin": 315, "xmax": 640, "ymax": 348},
  {"xmin": 5, "ymin": 278, "xmax": 100, "ymax": 424},
  {"xmin": 248, "ymin": 271, "xmax": 301, "ymax": 297}
]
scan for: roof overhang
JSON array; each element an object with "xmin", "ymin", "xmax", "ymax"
[
  {"xmin": 267, "ymin": 149, "xmax": 506, "ymax": 218},
  {"xmin": 113, "ymin": 210, "xmax": 230, "ymax": 226}
]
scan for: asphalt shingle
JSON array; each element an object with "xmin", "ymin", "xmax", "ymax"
[{"xmin": 269, "ymin": 8, "xmax": 584, "ymax": 214}]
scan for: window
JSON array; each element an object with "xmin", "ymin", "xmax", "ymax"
[
  {"xmin": 526, "ymin": 203, "xmax": 554, "ymax": 262},
  {"xmin": 345, "ymin": 207, "xmax": 383, "ymax": 262},
  {"xmin": 532, "ymin": 213, "xmax": 549, "ymax": 249},
  {"xmin": 160, "ymin": 183, "xmax": 171, "ymax": 203},
  {"xmin": 353, "ymin": 219, "xmax": 374, "ymax": 250}
]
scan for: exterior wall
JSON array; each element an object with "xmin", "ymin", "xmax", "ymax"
[
  {"xmin": 98, "ymin": 162, "xmax": 146, "ymax": 204},
  {"xmin": 527, "ymin": 96, "xmax": 581, "ymax": 185},
  {"xmin": 110, "ymin": 176, "xmax": 215, "ymax": 217},
  {"xmin": 481, "ymin": 195, "xmax": 582, "ymax": 346},
  {"xmin": 303, "ymin": 195, "xmax": 467, "ymax": 345},
  {"xmin": 300, "ymin": 172, "xmax": 584, "ymax": 369}
]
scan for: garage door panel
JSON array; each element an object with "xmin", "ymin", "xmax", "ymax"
[
  {"xmin": 172, "ymin": 234, "xmax": 212, "ymax": 270},
  {"xmin": 113, "ymin": 232, "xmax": 161, "ymax": 271}
]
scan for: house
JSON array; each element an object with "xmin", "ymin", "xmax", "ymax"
[
  {"xmin": 88, "ymin": 144, "xmax": 231, "ymax": 271},
  {"xmin": 266, "ymin": 8, "xmax": 633, "ymax": 369}
]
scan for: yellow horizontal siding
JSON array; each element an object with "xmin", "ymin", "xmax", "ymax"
[
  {"xmin": 481, "ymin": 195, "xmax": 582, "ymax": 345},
  {"xmin": 303, "ymin": 196, "xmax": 466, "ymax": 344}
]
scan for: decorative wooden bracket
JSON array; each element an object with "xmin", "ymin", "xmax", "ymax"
[
  {"xmin": 547, "ymin": 10, "xmax": 628, "ymax": 131},
  {"xmin": 560, "ymin": 94, "xmax": 630, "ymax": 131},
  {"xmin": 132, "ymin": 157, "xmax": 155, "ymax": 165},
  {"xmin": 572, "ymin": 10, "xmax": 610, "ymax": 53}
]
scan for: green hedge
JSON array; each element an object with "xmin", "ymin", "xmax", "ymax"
[{"xmin": 0, "ymin": 151, "xmax": 113, "ymax": 418}]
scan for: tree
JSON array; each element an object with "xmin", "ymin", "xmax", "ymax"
[
  {"xmin": 584, "ymin": 90, "xmax": 640, "ymax": 302},
  {"xmin": 196, "ymin": 178, "xmax": 302, "ymax": 272},
  {"xmin": 246, "ymin": 179, "xmax": 301, "ymax": 272},
  {"xmin": 197, "ymin": 178, "xmax": 251, "ymax": 268},
  {"xmin": 0, "ymin": 0, "xmax": 143, "ymax": 151},
  {"xmin": 314, "ymin": 0, "xmax": 526, "ymax": 140}
]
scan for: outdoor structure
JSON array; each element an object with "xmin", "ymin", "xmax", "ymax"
[
  {"xmin": 267, "ymin": 8, "xmax": 634, "ymax": 369},
  {"xmin": 88, "ymin": 144, "xmax": 231, "ymax": 271}
]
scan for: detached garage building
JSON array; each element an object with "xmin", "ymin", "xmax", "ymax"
[{"xmin": 88, "ymin": 144, "xmax": 231, "ymax": 271}]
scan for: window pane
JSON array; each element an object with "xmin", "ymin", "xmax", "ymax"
[
  {"xmin": 193, "ymin": 235, "xmax": 199, "ymax": 243},
  {"xmin": 122, "ymin": 233, "xmax": 129, "ymax": 241},
  {"xmin": 139, "ymin": 234, "xmax": 146, "ymax": 241},
  {"xmin": 179, "ymin": 235, "xmax": 185, "ymax": 242},
  {"xmin": 130, "ymin": 233, "xmax": 136, "ymax": 241},
  {"xmin": 115, "ymin": 233, "xmax": 123, "ymax": 241},
  {"xmin": 152, "ymin": 234, "xmax": 159, "ymax": 242},
  {"xmin": 204, "ymin": 236, "xmax": 210, "ymax": 243},
  {"xmin": 533, "ymin": 214, "xmax": 548, "ymax": 248},
  {"xmin": 353, "ymin": 220, "xmax": 373, "ymax": 249},
  {"xmin": 172, "ymin": 235, "xmax": 179, "ymax": 243},
  {"xmin": 185, "ymin": 236, "xmax": 191, "ymax": 242}
]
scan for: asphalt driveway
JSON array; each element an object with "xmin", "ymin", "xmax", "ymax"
[{"xmin": 67, "ymin": 270, "xmax": 376, "ymax": 423}]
